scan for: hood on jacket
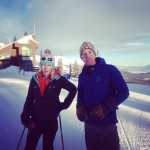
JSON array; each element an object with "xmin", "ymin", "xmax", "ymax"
[
  {"xmin": 32, "ymin": 67, "xmax": 60, "ymax": 84},
  {"xmin": 95, "ymin": 57, "xmax": 106, "ymax": 65},
  {"xmin": 82, "ymin": 57, "xmax": 106, "ymax": 74}
]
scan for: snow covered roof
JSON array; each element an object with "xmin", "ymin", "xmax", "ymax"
[
  {"xmin": 0, "ymin": 42, "xmax": 5, "ymax": 49},
  {"xmin": 17, "ymin": 35, "xmax": 38, "ymax": 45},
  {"xmin": 0, "ymin": 34, "xmax": 39, "ymax": 55}
]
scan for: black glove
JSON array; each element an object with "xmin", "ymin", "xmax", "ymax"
[
  {"xmin": 27, "ymin": 120, "xmax": 36, "ymax": 130},
  {"xmin": 21, "ymin": 113, "xmax": 30, "ymax": 127},
  {"xmin": 76, "ymin": 107, "xmax": 88, "ymax": 122}
]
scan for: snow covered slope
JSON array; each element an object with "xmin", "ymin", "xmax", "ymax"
[{"xmin": 0, "ymin": 67, "xmax": 150, "ymax": 150}]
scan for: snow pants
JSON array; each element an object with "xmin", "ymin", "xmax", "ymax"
[
  {"xmin": 85, "ymin": 123, "xmax": 120, "ymax": 150},
  {"xmin": 24, "ymin": 119, "xmax": 58, "ymax": 150}
]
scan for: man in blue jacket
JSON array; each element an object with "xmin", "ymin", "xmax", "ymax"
[{"xmin": 76, "ymin": 41, "xmax": 129, "ymax": 150}]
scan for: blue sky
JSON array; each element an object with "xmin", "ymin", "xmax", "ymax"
[{"xmin": 0, "ymin": 0, "xmax": 150, "ymax": 66}]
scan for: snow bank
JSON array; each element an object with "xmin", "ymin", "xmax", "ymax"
[
  {"xmin": 1, "ymin": 66, "xmax": 150, "ymax": 104},
  {"xmin": 129, "ymin": 91, "xmax": 150, "ymax": 103}
]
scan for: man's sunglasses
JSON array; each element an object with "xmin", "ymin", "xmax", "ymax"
[{"xmin": 41, "ymin": 57, "xmax": 53, "ymax": 61}]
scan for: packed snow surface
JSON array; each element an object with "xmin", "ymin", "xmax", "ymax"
[{"xmin": 0, "ymin": 67, "xmax": 150, "ymax": 150}]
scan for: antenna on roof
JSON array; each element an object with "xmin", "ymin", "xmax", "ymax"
[
  {"xmin": 7, "ymin": 36, "xmax": 11, "ymax": 44},
  {"xmin": 34, "ymin": 22, "xmax": 35, "ymax": 34}
]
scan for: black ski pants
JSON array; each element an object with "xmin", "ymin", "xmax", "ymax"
[{"xmin": 24, "ymin": 119, "xmax": 58, "ymax": 150}]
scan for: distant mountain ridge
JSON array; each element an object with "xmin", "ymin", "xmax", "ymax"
[
  {"xmin": 117, "ymin": 64, "xmax": 150, "ymax": 73},
  {"xmin": 117, "ymin": 65, "xmax": 150, "ymax": 85},
  {"xmin": 36, "ymin": 55, "xmax": 150, "ymax": 73},
  {"xmin": 120, "ymin": 71, "xmax": 150, "ymax": 86},
  {"xmin": 35, "ymin": 55, "xmax": 150, "ymax": 85}
]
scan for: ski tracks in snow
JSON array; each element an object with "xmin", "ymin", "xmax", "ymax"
[{"xmin": 117, "ymin": 101, "xmax": 150, "ymax": 150}]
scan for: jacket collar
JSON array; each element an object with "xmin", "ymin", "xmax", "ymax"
[{"xmin": 82, "ymin": 57, "xmax": 106, "ymax": 74}]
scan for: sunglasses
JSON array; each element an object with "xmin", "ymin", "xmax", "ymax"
[{"xmin": 41, "ymin": 57, "xmax": 53, "ymax": 61}]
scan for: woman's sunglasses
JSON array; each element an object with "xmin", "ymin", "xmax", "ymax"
[{"xmin": 41, "ymin": 57, "xmax": 53, "ymax": 61}]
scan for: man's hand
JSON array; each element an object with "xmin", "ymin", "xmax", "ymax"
[
  {"xmin": 90, "ymin": 105, "xmax": 105, "ymax": 119},
  {"xmin": 76, "ymin": 107, "xmax": 88, "ymax": 122}
]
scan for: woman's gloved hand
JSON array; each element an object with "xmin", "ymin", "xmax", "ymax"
[{"xmin": 27, "ymin": 120, "xmax": 36, "ymax": 130}]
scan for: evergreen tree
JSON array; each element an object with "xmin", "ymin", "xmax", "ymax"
[
  {"xmin": 69, "ymin": 62, "xmax": 72, "ymax": 76},
  {"xmin": 97, "ymin": 50, "xmax": 99, "ymax": 56},
  {"xmin": 72, "ymin": 59, "xmax": 80, "ymax": 78},
  {"xmin": 14, "ymin": 36, "xmax": 17, "ymax": 42},
  {"xmin": 57, "ymin": 57, "xmax": 63, "ymax": 75},
  {"xmin": 24, "ymin": 32, "xmax": 28, "ymax": 36}
]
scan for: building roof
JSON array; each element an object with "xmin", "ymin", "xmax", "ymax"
[{"xmin": 0, "ymin": 34, "xmax": 39, "ymax": 55}]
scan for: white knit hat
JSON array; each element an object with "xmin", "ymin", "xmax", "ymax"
[
  {"xmin": 40, "ymin": 49, "xmax": 55, "ymax": 67},
  {"xmin": 79, "ymin": 41, "xmax": 96, "ymax": 56}
]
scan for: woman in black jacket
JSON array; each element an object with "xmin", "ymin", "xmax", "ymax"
[{"xmin": 21, "ymin": 49, "xmax": 76, "ymax": 150}]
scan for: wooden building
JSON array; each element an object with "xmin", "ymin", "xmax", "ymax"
[{"xmin": 0, "ymin": 34, "xmax": 39, "ymax": 71}]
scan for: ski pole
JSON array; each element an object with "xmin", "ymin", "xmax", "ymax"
[
  {"xmin": 59, "ymin": 115, "xmax": 65, "ymax": 150},
  {"xmin": 16, "ymin": 127, "xmax": 26, "ymax": 150}
]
